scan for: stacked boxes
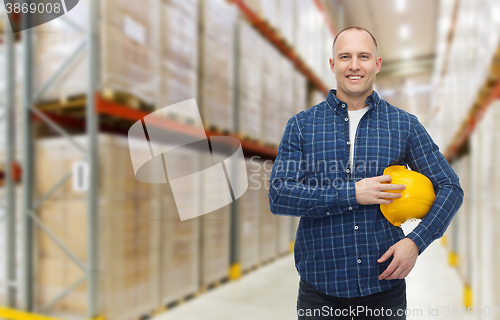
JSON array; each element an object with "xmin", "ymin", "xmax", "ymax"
[
  {"xmin": 199, "ymin": 0, "xmax": 237, "ymax": 132},
  {"xmin": 237, "ymin": 19, "xmax": 263, "ymax": 140},
  {"xmin": 279, "ymin": 58, "xmax": 296, "ymax": 135},
  {"xmin": 154, "ymin": 145, "xmax": 200, "ymax": 305},
  {"xmin": 199, "ymin": 152, "xmax": 231, "ymax": 286},
  {"xmin": 260, "ymin": 159, "xmax": 290, "ymax": 256},
  {"xmin": 256, "ymin": 159, "xmax": 278, "ymax": 262},
  {"xmin": 159, "ymin": 0, "xmax": 199, "ymax": 112},
  {"xmin": 34, "ymin": 135, "xmax": 200, "ymax": 319},
  {"xmin": 35, "ymin": 135, "xmax": 155, "ymax": 319},
  {"xmin": 261, "ymin": 41, "xmax": 282, "ymax": 146},
  {"xmin": 295, "ymin": 0, "xmax": 331, "ymax": 83},
  {"xmin": 34, "ymin": 0, "xmax": 160, "ymax": 105},
  {"xmin": 236, "ymin": 158, "xmax": 260, "ymax": 271},
  {"xmin": 294, "ymin": 71, "xmax": 308, "ymax": 114}
]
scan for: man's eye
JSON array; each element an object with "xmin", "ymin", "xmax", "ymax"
[
  {"xmin": 361, "ymin": 55, "xmax": 368, "ymax": 59},
  {"xmin": 341, "ymin": 56, "xmax": 348, "ymax": 59}
]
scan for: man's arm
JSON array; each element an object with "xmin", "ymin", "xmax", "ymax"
[
  {"xmin": 403, "ymin": 114, "xmax": 464, "ymax": 254},
  {"xmin": 268, "ymin": 115, "xmax": 358, "ymax": 218}
]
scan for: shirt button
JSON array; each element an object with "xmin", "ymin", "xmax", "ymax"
[
  {"xmin": 349, "ymin": 207, "xmax": 353, "ymax": 211},
  {"xmin": 346, "ymin": 169, "xmax": 350, "ymax": 173},
  {"xmin": 342, "ymin": 104, "xmax": 346, "ymax": 108},
  {"xmin": 358, "ymin": 259, "xmax": 361, "ymax": 264},
  {"xmin": 344, "ymin": 117, "xmax": 348, "ymax": 122},
  {"xmin": 346, "ymin": 141, "xmax": 350, "ymax": 145},
  {"xmin": 326, "ymin": 212, "xmax": 330, "ymax": 215},
  {"xmin": 354, "ymin": 225, "xmax": 358, "ymax": 230}
]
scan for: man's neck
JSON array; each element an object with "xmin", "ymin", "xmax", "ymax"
[{"xmin": 336, "ymin": 89, "xmax": 373, "ymax": 111}]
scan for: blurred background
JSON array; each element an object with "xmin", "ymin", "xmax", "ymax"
[{"xmin": 0, "ymin": 0, "xmax": 499, "ymax": 319}]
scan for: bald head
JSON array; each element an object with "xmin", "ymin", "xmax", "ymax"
[{"xmin": 332, "ymin": 27, "xmax": 378, "ymax": 59}]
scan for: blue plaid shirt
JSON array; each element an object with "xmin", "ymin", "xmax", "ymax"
[{"xmin": 268, "ymin": 89, "xmax": 464, "ymax": 298}]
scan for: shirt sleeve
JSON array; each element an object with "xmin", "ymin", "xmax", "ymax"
[
  {"xmin": 404, "ymin": 114, "xmax": 464, "ymax": 254},
  {"xmin": 268, "ymin": 115, "xmax": 359, "ymax": 218}
]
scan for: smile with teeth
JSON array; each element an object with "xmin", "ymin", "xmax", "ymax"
[{"xmin": 347, "ymin": 76, "xmax": 363, "ymax": 80}]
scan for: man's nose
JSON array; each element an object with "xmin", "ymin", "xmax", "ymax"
[{"xmin": 350, "ymin": 57, "xmax": 360, "ymax": 70}]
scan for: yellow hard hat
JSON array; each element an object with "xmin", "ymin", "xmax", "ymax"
[{"xmin": 380, "ymin": 165, "xmax": 436, "ymax": 227}]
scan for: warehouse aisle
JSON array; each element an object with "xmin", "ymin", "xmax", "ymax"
[
  {"xmin": 154, "ymin": 226, "xmax": 465, "ymax": 320},
  {"xmin": 154, "ymin": 256, "xmax": 300, "ymax": 320}
]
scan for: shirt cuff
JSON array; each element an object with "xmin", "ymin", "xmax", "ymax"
[
  {"xmin": 336, "ymin": 181, "xmax": 359, "ymax": 212},
  {"xmin": 405, "ymin": 228, "xmax": 433, "ymax": 255}
]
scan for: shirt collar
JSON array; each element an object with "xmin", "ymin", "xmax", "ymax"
[{"xmin": 325, "ymin": 89, "xmax": 381, "ymax": 114}]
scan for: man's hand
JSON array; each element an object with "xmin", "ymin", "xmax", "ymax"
[
  {"xmin": 355, "ymin": 175, "xmax": 405, "ymax": 205},
  {"xmin": 378, "ymin": 238, "xmax": 420, "ymax": 280}
]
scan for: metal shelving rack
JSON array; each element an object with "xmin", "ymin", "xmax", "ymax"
[
  {"xmin": 0, "ymin": 0, "xmax": 337, "ymax": 319},
  {"xmin": 1, "ymin": 0, "xmax": 100, "ymax": 318},
  {"xmin": 2, "ymin": 5, "xmax": 17, "ymax": 311}
]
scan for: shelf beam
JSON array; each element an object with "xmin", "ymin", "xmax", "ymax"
[
  {"xmin": 445, "ymin": 75, "xmax": 500, "ymax": 160},
  {"xmin": 96, "ymin": 94, "xmax": 278, "ymax": 159}
]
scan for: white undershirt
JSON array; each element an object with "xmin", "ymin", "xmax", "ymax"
[{"xmin": 348, "ymin": 106, "xmax": 369, "ymax": 168}]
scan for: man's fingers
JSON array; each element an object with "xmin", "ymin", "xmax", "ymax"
[
  {"xmin": 377, "ymin": 175, "xmax": 392, "ymax": 183},
  {"xmin": 378, "ymin": 246, "xmax": 395, "ymax": 263},
  {"xmin": 383, "ymin": 265, "xmax": 412, "ymax": 280},
  {"xmin": 378, "ymin": 261, "xmax": 398, "ymax": 280},
  {"xmin": 378, "ymin": 192, "xmax": 402, "ymax": 199},
  {"xmin": 378, "ymin": 199, "xmax": 393, "ymax": 205},
  {"xmin": 379, "ymin": 183, "xmax": 406, "ymax": 191}
]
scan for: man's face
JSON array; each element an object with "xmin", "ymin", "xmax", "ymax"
[{"xmin": 329, "ymin": 29, "xmax": 382, "ymax": 99}]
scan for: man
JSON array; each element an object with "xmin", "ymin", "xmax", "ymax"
[{"xmin": 268, "ymin": 27, "xmax": 464, "ymax": 320}]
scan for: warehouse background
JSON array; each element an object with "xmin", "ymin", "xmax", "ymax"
[{"xmin": 0, "ymin": 0, "xmax": 499, "ymax": 319}]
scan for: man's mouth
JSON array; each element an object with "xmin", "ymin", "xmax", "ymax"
[{"xmin": 347, "ymin": 75, "xmax": 363, "ymax": 80}]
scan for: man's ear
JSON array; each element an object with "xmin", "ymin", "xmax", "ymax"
[
  {"xmin": 375, "ymin": 57, "xmax": 382, "ymax": 74},
  {"xmin": 329, "ymin": 57, "xmax": 335, "ymax": 73}
]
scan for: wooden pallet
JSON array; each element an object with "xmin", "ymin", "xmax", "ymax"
[
  {"xmin": 206, "ymin": 124, "xmax": 232, "ymax": 135},
  {"xmin": 164, "ymin": 112, "xmax": 200, "ymax": 127},
  {"xmin": 263, "ymin": 141, "xmax": 279, "ymax": 150},
  {"xmin": 35, "ymin": 89, "xmax": 154, "ymax": 115},
  {"xmin": 35, "ymin": 94, "xmax": 87, "ymax": 116},
  {"xmin": 102, "ymin": 88, "xmax": 154, "ymax": 111},
  {"xmin": 237, "ymin": 133, "xmax": 260, "ymax": 145}
]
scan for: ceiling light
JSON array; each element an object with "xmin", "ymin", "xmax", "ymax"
[
  {"xmin": 395, "ymin": 0, "xmax": 407, "ymax": 13},
  {"xmin": 399, "ymin": 25, "xmax": 410, "ymax": 40}
]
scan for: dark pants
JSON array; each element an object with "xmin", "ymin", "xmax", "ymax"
[{"xmin": 296, "ymin": 278, "xmax": 407, "ymax": 319}]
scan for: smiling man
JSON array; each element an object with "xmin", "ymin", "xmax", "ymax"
[{"xmin": 268, "ymin": 27, "xmax": 464, "ymax": 319}]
